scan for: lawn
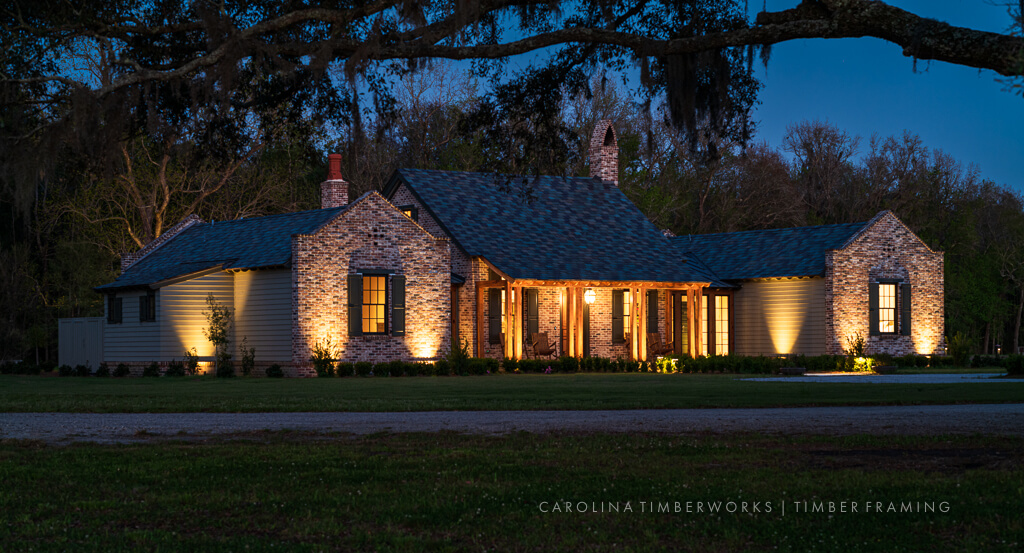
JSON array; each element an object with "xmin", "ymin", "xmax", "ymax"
[
  {"xmin": 1, "ymin": 372, "xmax": 1022, "ymax": 412},
  {"xmin": 1, "ymin": 432, "xmax": 1020, "ymax": 552}
]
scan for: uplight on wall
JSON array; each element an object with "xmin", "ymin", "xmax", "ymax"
[{"xmin": 584, "ymin": 289, "xmax": 596, "ymax": 304}]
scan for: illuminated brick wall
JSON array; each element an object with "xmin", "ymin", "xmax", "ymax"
[
  {"xmin": 292, "ymin": 192, "xmax": 451, "ymax": 376},
  {"xmin": 825, "ymin": 211, "xmax": 944, "ymax": 356}
]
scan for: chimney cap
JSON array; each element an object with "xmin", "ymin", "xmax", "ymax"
[{"xmin": 326, "ymin": 153, "xmax": 344, "ymax": 181}]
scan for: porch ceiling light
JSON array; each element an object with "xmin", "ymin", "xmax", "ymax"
[{"xmin": 584, "ymin": 289, "xmax": 596, "ymax": 304}]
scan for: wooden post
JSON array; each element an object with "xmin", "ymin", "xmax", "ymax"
[
  {"xmin": 577, "ymin": 288, "xmax": 585, "ymax": 357},
  {"xmin": 638, "ymin": 286, "xmax": 648, "ymax": 362},
  {"xmin": 664, "ymin": 289, "xmax": 672, "ymax": 352},
  {"xmin": 686, "ymin": 286, "xmax": 696, "ymax": 358},
  {"xmin": 476, "ymin": 283, "xmax": 484, "ymax": 358},
  {"xmin": 560, "ymin": 289, "xmax": 568, "ymax": 356},
  {"xmin": 504, "ymin": 280, "xmax": 513, "ymax": 359},
  {"xmin": 567, "ymin": 287, "xmax": 576, "ymax": 358},
  {"xmin": 694, "ymin": 287, "xmax": 703, "ymax": 357}
]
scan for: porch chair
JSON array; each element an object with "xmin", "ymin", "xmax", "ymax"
[
  {"xmin": 531, "ymin": 332, "xmax": 558, "ymax": 359},
  {"xmin": 648, "ymin": 333, "xmax": 674, "ymax": 356}
]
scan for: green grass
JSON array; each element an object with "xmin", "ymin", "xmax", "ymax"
[
  {"xmin": 1, "ymin": 432, "xmax": 1020, "ymax": 552},
  {"xmin": 1, "ymin": 372, "xmax": 1022, "ymax": 413}
]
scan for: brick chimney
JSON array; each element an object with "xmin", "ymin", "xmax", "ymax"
[
  {"xmin": 588, "ymin": 120, "xmax": 618, "ymax": 186},
  {"xmin": 321, "ymin": 153, "xmax": 349, "ymax": 209}
]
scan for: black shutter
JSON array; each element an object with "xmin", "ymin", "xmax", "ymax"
[
  {"xmin": 348, "ymin": 274, "xmax": 362, "ymax": 336},
  {"xmin": 647, "ymin": 290, "xmax": 658, "ymax": 333},
  {"xmin": 526, "ymin": 289, "xmax": 539, "ymax": 337},
  {"xmin": 868, "ymin": 282, "xmax": 880, "ymax": 336},
  {"xmin": 611, "ymin": 290, "xmax": 624, "ymax": 343},
  {"xmin": 488, "ymin": 289, "xmax": 502, "ymax": 344},
  {"xmin": 900, "ymin": 283, "xmax": 912, "ymax": 336},
  {"xmin": 114, "ymin": 298, "xmax": 122, "ymax": 324},
  {"xmin": 391, "ymin": 275, "xmax": 406, "ymax": 336},
  {"xmin": 139, "ymin": 296, "xmax": 147, "ymax": 322}
]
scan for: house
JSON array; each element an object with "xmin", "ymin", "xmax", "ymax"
[{"xmin": 79, "ymin": 121, "xmax": 943, "ymax": 375}]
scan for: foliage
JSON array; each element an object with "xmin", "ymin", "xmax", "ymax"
[
  {"xmin": 239, "ymin": 337, "xmax": 256, "ymax": 377},
  {"xmin": 182, "ymin": 348, "xmax": 200, "ymax": 376},
  {"xmin": 142, "ymin": 362, "xmax": 161, "ymax": 378},
  {"xmin": 310, "ymin": 339, "xmax": 338, "ymax": 378},
  {"xmin": 73, "ymin": 364, "xmax": 91, "ymax": 377},
  {"xmin": 948, "ymin": 332, "xmax": 973, "ymax": 367},
  {"xmin": 444, "ymin": 339, "xmax": 471, "ymax": 375},
  {"xmin": 336, "ymin": 362, "xmax": 354, "ymax": 378},
  {"xmin": 113, "ymin": 363, "xmax": 130, "ymax": 378},
  {"xmin": 354, "ymin": 362, "xmax": 374, "ymax": 377},
  {"xmin": 58, "ymin": 365, "xmax": 73, "ymax": 377},
  {"xmin": 1006, "ymin": 355, "xmax": 1024, "ymax": 375},
  {"xmin": 203, "ymin": 293, "xmax": 233, "ymax": 375},
  {"xmin": 164, "ymin": 360, "xmax": 186, "ymax": 377},
  {"xmin": 94, "ymin": 363, "xmax": 110, "ymax": 377},
  {"xmin": 216, "ymin": 354, "xmax": 235, "ymax": 378},
  {"xmin": 265, "ymin": 364, "xmax": 284, "ymax": 378}
]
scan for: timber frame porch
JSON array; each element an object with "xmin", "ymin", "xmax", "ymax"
[{"xmin": 474, "ymin": 275, "xmax": 708, "ymax": 361}]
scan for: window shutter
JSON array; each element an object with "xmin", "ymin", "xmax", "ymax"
[
  {"xmin": 868, "ymin": 282, "xmax": 880, "ymax": 336},
  {"xmin": 526, "ymin": 289, "xmax": 539, "ymax": 336},
  {"xmin": 647, "ymin": 290, "xmax": 658, "ymax": 332},
  {"xmin": 348, "ymin": 274, "xmax": 362, "ymax": 336},
  {"xmin": 391, "ymin": 275, "xmax": 406, "ymax": 336},
  {"xmin": 611, "ymin": 290, "xmax": 624, "ymax": 343},
  {"xmin": 900, "ymin": 283, "xmax": 912, "ymax": 336},
  {"xmin": 139, "ymin": 296, "xmax": 147, "ymax": 322},
  {"xmin": 114, "ymin": 298, "xmax": 122, "ymax": 324},
  {"xmin": 488, "ymin": 289, "xmax": 502, "ymax": 344}
]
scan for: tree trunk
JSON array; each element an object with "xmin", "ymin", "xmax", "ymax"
[
  {"xmin": 1015, "ymin": 286, "xmax": 1024, "ymax": 355},
  {"xmin": 983, "ymin": 321, "xmax": 991, "ymax": 355}
]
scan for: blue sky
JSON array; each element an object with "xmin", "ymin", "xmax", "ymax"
[{"xmin": 748, "ymin": 1, "xmax": 1023, "ymax": 193}]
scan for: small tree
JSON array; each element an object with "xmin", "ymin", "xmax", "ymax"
[{"xmin": 202, "ymin": 293, "xmax": 233, "ymax": 375}]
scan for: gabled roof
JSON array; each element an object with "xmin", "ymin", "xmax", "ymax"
[
  {"xmin": 387, "ymin": 168, "xmax": 727, "ymax": 285},
  {"xmin": 95, "ymin": 205, "xmax": 349, "ymax": 291},
  {"xmin": 673, "ymin": 221, "xmax": 869, "ymax": 281}
]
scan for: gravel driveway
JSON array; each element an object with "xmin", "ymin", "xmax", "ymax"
[{"xmin": 3, "ymin": 404, "xmax": 1023, "ymax": 444}]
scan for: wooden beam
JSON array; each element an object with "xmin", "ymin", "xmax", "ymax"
[
  {"xmin": 576, "ymin": 287, "xmax": 585, "ymax": 358},
  {"xmin": 686, "ymin": 286, "xmax": 695, "ymax": 358},
  {"xmin": 476, "ymin": 279, "xmax": 506, "ymax": 289},
  {"xmin": 513, "ymin": 285, "xmax": 523, "ymax": 360},
  {"xmin": 476, "ymin": 283, "xmax": 485, "ymax": 358},
  {"xmin": 510, "ymin": 279, "xmax": 711, "ymax": 289},
  {"xmin": 479, "ymin": 257, "xmax": 513, "ymax": 282},
  {"xmin": 566, "ymin": 287, "xmax": 576, "ymax": 357},
  {"xmin": 504, "ymin": 280, "xmax": 513, "ymax": 360},
  {"xmin": 638, "ymin": 286, "xmax": 648, "ymax": 362}
]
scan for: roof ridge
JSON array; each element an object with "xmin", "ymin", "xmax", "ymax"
[
  {"xmin": 674, "ymin": 220, "xmax": 868, "ymax": 241},
  {"xmin": 194, "ymin": 205, "xmax": 347, "ymax": 229}
]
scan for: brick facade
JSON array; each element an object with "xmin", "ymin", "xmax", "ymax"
[
  {"xmin": 825, "ymin": 211, "xmax": 944, "ymax": 356},
  {"xmin": 291, "ymin": 192, "xmax": 451, "ymax": 376}
]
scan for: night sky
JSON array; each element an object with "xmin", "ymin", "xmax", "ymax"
[{"xmin": 748, "ymin": 1, "xmax": 1023, "ymax": 193}]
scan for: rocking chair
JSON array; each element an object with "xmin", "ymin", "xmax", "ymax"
[
  {"xmin": 531, "ymin": 332, "xmax": 558, "ymax": 359},
  {"xmin": 648, "ymin": 333, "xmax": 674, "ymax": 356}
]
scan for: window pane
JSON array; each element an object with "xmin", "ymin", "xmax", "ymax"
[{"xmin": 879, "ymin": 284, "xmax": 896, "ymax": 333}]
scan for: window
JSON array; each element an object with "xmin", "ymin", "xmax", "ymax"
[
  {"xmin": 701, "ymin": 299, "xmax": 708, "ymax": 356},
  {"xmin": 139, "ymin": 291, "xmax": 156, "ymax": 322},
  {"xmin": 878, "ymin": 283, "xmax": 896, "ymax": 334},
  {"xmin": 397, "ymin": 205, "xmax": 419, "ymax": 222},
  {"xmin": 362, "ymin": 275, "xmax": 387, "ymax": 334},
  {"xmin": 107, "ymin": 295, "xmax": 122, "ymax": 324},
  {"xmin": 623, "ymin": 290, "xmax": 631, "ymax": 340},
  {"xmin": 715, "ymin": 295, "xmax": 729, "ymax": 355}
]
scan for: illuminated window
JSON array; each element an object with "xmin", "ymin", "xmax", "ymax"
[
  {"xmin": 500, "ymin": 288, "xmax": 515, "ymax": 335},
  {"xmin": 879, "ymin": 283, "xmax": 896, "ymax": 334},
  {"xmin": 362, "ymin": 275, "xmax": 387, "ymax": 334},
  {"xmin": 715, "ymin": 295, "xmax": 729, "ymax": 355},
  {"xmin": 623, "ymin": 290, "xmax": 632, "ymax": 339},
  {"xmin": 396, "ymin": 205, "xmax": 418, "ymax": 221}
]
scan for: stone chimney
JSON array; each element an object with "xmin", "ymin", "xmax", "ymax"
[
  {"xmin": 321, "ymin": 153, "xmax": 349, "ymax": 209},
  {"xmin": 588, "ymin": 120, "xmax": 618, "ymax": 186}
]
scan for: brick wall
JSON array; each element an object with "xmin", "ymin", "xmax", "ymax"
[
  {"xmin": 825, "ymin": 211, "xmax": 944, "ymax": 356},
  {"xmin": 588, "ymin": 120, "xmax": 619, "ymax": 186},
  {"xmin": 292, "ymin": 192, "xmax": 451, "ymax": 376}
]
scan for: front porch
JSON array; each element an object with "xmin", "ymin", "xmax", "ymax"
[{"xmin": 474, "ymin": 277, "xmax": 708, "ymax": 361}]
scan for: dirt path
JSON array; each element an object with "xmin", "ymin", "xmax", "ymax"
[{"xmin": 3, "ymin": 403, "xmax": 1023, "ymax": 444}]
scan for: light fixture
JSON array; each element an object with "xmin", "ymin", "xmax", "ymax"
[{"xmin": 584, "ymin": 289, "xmax": 596, "ymax": 304}]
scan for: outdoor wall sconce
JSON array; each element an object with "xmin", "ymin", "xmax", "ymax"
[{"xmin": 584, "ymin": 289, "xmax": 596, "ymax": 304}]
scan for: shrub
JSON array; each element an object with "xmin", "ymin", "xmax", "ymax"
[
  {"xmin": 336, "ymin": 362, "xmax": 354, "ymax": 377},
  {"xmin": 503, "ymin": 357, "xmax": 519, "ymax": 373},
  {"xmin": 465, "ymin": 358, "xmax": 488, "ymax": 376},
  {"xmin": 947, "ymin": 332, "xmax": 972, "ymax": 367},
  {"xmin": 372, "ymin": 362, "xmax": 391, "ymax": 377},
  {"xmin": 265, "ymin": 364, "xmax": 285, "ymax": 378},
  {"xmin": 183, "ymin": 347, "xmax": 200, "ymax": 375},
  {"xmin": 559, "ymin": 356, "xmax": 580, "ymax": 373},
  {"xmin": 444, "ymin": 339, "xmax": 471, "ymax": 375},
  {"xmin": 1005, "ymin": 354, "xmax": 1024, "ymax": 376},
  {"xmin": 310, "ymin": 338, "xmax": 338, "ymax": 378},
  {"xmin": 164, "ymin": 360, "xmax": 186, "ymax": 377},
  {"xmin": 240, "ymin": 337, "xmax": 256, "ymax": 377},
  {"xmin": 216, "ymin": 357, "xmax": 235, "ymax": 378},
  {"xmin": 113, "ymin": 363, "xmax": 131, "ymax": 377},
  {"xmin": 95, "ymin": 363, "xmax": 110, "ymax": 377},
  {"xmin": 142, "ymin": 362, "xmax": 161, "ymax": 377},
  {"xmin": 387, "ymin": 360, "xmax": 405, "ymax": 377},
  {"xmin": 355, "ymin": 362, "xmax": 373, "ymax": 377},
  {"xmin": 73, "ymin": 364, "xmax": 91, "ymax": 377},
  {"xmin": 58, "ymin": 364, "xmax": 73, "ymax": 377},
  {"xmin": 433, "ymin": 359, "xmax": 451, "ymax": 376}
]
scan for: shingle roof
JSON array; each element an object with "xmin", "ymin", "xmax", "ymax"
[
  {"xmin": 95, "ymin": 206, "xmax": 348, "ymax": 291},
  {"xmin": 389, "ymin": 168, "xmax": 727, "ymax": 285},
  {"xmin": 672, "ymin": 222, "xmax": 868, "ymax": 281}
]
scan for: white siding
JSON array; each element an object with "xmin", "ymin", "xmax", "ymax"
[
  {"xmin": 104, "ymin": 291, "xmax": 162, "ymax": 361},
  {"xmin": 733, "ymin": 277, "xmax": 826, "ymax": 356},
  {"xmin": 159, "ymin": 272, "xmax": 235, "ymax": 360},
  {"xmin": 234, "ymin": 269, "xmax": 292, "ymax": 361}
]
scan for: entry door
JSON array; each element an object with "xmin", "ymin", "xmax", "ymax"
[{"xmin": 672, "ymin": 291, "xmax": 689, "ymax": 355}]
